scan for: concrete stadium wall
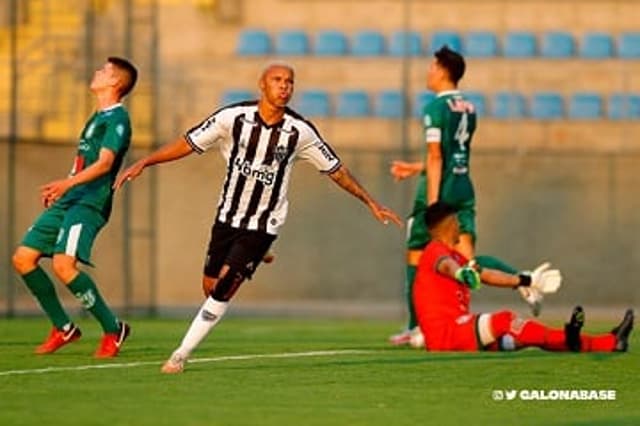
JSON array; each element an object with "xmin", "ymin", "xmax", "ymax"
[{"xmin": 1, "ymin": 141, "xmax": 639, "ymax": 318}]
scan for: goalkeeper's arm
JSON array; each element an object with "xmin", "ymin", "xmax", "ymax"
[{"xmin": 436, "ymin": 257, "xmax": 531, "ymax": 290}]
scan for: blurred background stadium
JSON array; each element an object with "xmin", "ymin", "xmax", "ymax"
[{"xmin": 0, "ymin": 0, "xmax": 638, "ymax": 318}]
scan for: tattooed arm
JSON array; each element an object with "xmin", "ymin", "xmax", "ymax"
[{"xmin": 328, "ymin": 165, "xmax": 402, "ymax": 227}]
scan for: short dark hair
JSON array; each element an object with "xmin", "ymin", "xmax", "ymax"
[
  {"xmin": 424, "ymin": 201, "xmax": 458, "ymax": 230},
  {"xmin": 108, "ymin": 56, "xmax": 138, "ymax": 97},
  {"xmin": 434, "ymin": 45, "xmax": 465, "ymax": 85}
]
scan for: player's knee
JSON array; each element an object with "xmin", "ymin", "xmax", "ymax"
[
  {"xmin": 489, "ymin": 310, "xmax": 516, "ymax": 337},
  {"xmin": 12, "ymin": 248, "xmax": 39, "ymax": 275},
  {"xmin": 210, "ymin": 266, "xmax": 245, "ymax": 302},
  {"xmin": 52, "ymin": 256, "xmax": 78, "ymax": 283},
  {"xmin": 202, "ymin": 276, "xmax": 216, "ymax": 297}
]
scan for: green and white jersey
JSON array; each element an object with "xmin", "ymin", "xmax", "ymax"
[
  {"xmin": 417, "ymin": 90, "xmax": 477, "ymax": 211},
  {"xmin": 57, "ymin": 103, "xmax": 131, "ymax": 220}
]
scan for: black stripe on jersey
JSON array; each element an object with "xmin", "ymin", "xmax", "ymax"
[
  {"xmin": 224, "ymin": 111, "xmax": 263, "ymax": 222},
  {"xmin": 215, "ymin": 114, "xmax": 244, "ymax": 222},
  {"xmin": 184, "ymin": 101, "xmax": 258, "ymax": 155},
  {"xmin": 239, "ymin": 124, "xmax": 283, "ymax": 228},
  {"xmin": 257, "ymin": 127, "xmax": 299, "ymax": 232}
]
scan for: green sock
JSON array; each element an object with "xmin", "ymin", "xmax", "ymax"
[
  {"xmin": 21, "ymin": 266, "xmax": 72, "ymax": 330},
  {"xmin": 67, "ymin": 271, "xmax": 119, "ymax": 333},
  {"xmin": 475, "ymin": 255, "xmax": 519, "ymax": 275},
  {"xmin": 405, "ymin": 264, "xmax": 418, "ymax": 330}
]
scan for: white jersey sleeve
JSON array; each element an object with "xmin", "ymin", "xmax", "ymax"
[
  {"xmin": 184, "ymin": 107, "xmax": 234, "ymax": 154},
  {"xmin": 295, "ymin": 121, "xmax": 341, "ymax": 174}
]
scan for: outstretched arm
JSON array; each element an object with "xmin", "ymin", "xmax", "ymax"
[
  {"xmin": 328, "ymin": 165, "xmax": 403, "ymax": 227},
  {"xmin": 437, "ymin": 256, "xmax": 521, "ymax": 290},
  {"xmin": 114, "ymin": 136, "xmax": 194, "ymax": 189},
  {"xmin": 390, "ymin": 160, "xmax": 423, "ymax": 181}
]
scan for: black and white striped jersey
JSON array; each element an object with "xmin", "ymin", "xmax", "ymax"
[{"xmin": 185, "ymin": 101, "xmax": 341, "ymax": 235}]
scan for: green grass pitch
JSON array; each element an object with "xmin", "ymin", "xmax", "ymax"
[{"xmin": 0, "ymin": 317, "xmax": 638, "ymax": 426}]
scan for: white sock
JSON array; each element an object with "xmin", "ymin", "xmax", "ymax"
[{"xmin": 173, "ymin": 297, "xmax": 228, "ymax": 359}]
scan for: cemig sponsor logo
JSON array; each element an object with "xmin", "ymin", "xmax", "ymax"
[{"xmin": 234, "ymin": 158, "xmax": 275, "ymax": 186}]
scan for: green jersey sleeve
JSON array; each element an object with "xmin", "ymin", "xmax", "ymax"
[{"xmin": 101, "ymin": 115, "xmax": 131, "ymax": 155}]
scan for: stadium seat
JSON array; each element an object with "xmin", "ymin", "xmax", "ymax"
[
  {"xmin": 236, "ymin": 29, "xmax": 271, "ymax": 56},
  {"xmin": 375, "ymin": 90, "xmax": 406, "ymax": 118},
  {"xmin": 618, "ymin": 32, "xmax": 640, "ymax": 58},
  {"xmin": 568, "ymin": 93, "xmax": 603, "ymax": 119},
  {"xmin": 351, "ymin": 30, "xmax": 385, "ymax": 56},
  {"xmin": 429, "ymin": 31, "xmax": 462, "ymax": 53},
  {"xmin": 413, "ymin": 91, "xmax": 436, "ymax": 118},
  {"xmin": 464, "ymin": 92, "xmax": 487, "ymax": 117},
  {"xmin": 540, "ymin": 32, "xmax": 575, "ymax": 58},
  {"xmin": 492, "ymin": 92, "xmax": 526, "ymax": 119},
  {"xmin": 608, "ymin": 94, "xmax": 640, "ymax": 119},
  {"xmin": 464, "ymin": 31, "xmax": 499, "ymax": 57},
  {"xmin": 275, "ymin": 30, "xmax": 309, "ymax": 56},
  {"xmin": 530, "ymin": 92, "xmax": 564, "ymax": 119},
  {"xmin": 580, "ymin": 32, "xmax": 613, "ymax": 59},
  {"xmin": 294, "ymin": 90, "xmax": 331, "ymax": 117},
  {"xmin": 336, "ymin": 90, "xmax": 370, "ymax": 117},
  {"xmin": 220, "ymin": 89, "xmax": 254, "ymax": 106},
  {"xmin": 504, "ymin": 32, "xmax": 537, "ymax": 58},
  {"xmin": 389, "ymin": 31, "xmax": 423, "ymax": 56},
  {"xmin": 314, "ymin": 30, "xmax": 348, "ymax": 56}
]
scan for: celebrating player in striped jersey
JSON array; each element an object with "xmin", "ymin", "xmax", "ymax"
[
  {"xmin": 12, "ymin": 57, "xmax": 138, "ymax": 357},
  {"xmin": 115, "ymin": 62, "xmax": 402, "ymax": 373}
]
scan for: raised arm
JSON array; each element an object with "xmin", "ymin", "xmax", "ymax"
[
  {"xmin": 114, "ymin": 136, "xmax": 194, "ymax": 189},
  {"xmin": 328, "ymin": 164, "xmax": 403, "ymax": 227}
]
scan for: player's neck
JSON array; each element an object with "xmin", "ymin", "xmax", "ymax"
[
  {"xmin": 94, "ymin": 90, "xmax": 122, "ymax": 111},
  {"xmin": 257, "ymin": 99, "xmax": 285, "ymax": 125},
  {"xmin": 434, "ymin": 82, "xmax": 458, "ymax": 95}
]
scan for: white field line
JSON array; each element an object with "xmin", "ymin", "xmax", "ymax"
[{"xmin": 0, "ymin": 349, "xmax": 374, "ymax": 377}]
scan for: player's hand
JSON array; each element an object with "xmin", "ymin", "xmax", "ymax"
[
  {"xmin": 455, "ymin": 262, "xmax": 482, "ymax": 290},
  {"xmin": 390, "ymin": 161, "xmax": 423, "ymax": 181},
  {"xmin": 518, "ymin": 286, "xmax": 543, "ymax": 317},
  {"xmin": 114, "ymin": 160, "xmax": 146, "ymax": 190},
  {"xmin": 368, "ymin": 201, "xmax": 403, "ymax": 228},
  {"xmin": 40, "ymin": 179, "xmax": 72, "ymax": 208},
  {"xmin": 529, "ymin": 262, "xmax": 562, "ymax": 294}
]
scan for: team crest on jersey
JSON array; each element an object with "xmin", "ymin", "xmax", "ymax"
[{"xmin": 274, "ymin": 145, "xmax": 289, "ymax": 163}]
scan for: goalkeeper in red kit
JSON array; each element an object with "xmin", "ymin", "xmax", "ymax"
[{"xmin": 414, "ymin": 202, "xmax": 634, "ymax": 353}]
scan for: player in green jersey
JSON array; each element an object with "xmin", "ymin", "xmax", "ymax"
[
  {"xmin": 12, "ymin": 57, "xmax": 137, "ymax": 357},
  {"xmin": 389, "ymin": 46, "xmax": 543, "ymax": 346}
]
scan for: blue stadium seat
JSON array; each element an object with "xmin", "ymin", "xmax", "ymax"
[
  {"xmin": 530, "ymin": 92, "xmax": 564, "ymax": 119},
  {"xmin": 464, "ymin": 92, "xmax": 487, "ymax": 116},
  {"xmin": 608, "ymin": 94, "xmax": 640, "ymax": 119},
  {"xmin": 568, "ymin": 93, "xmax": 603, "ymax": 119},
  {"xmin": 221, "ymin": 89, "xmax": 254, "ymax": 106},
  {"xmin": 314, "ymin": 30, "xmax": 348, "ymax": 56},
  {"xmin": 492, "ymin": 92, "xmax": 526, "ymax": 119},
  {"xmin": 504, "ymin": 32, "xmax": 537, "ymax": 58},
  {"xmin": 375, "ymin": 90, "xmax": 405, "ymax": 118},
  {"xmin": 236, "ymin": 29, "xmax": 271, "ymax": 56},
  {"xmin": 336, "ymin": 90, "xmax": 370, "ymax": 117},
  {"xmin": 275, "ymin": 30, "xmax": 309, "ymax": 56},
  {"xmin": 580, "ymin": 32, "xmax": 613, "ymax": 59},
  {"xmin": 351, "ymin": 30, "xmax": 385, "ymax": 56},
  {"xmin": 618, "ymin": 32, "xmax": 640, "ymax": 58},
  {"xmin": 429, "ymin": 31, "xmax": 462, "ymax": 53},
  {"xmin": 294, "ymin": 90, "xmax": 331, "ymax": 118},
  {"xmin": 464, "ymin": 31, "xmax": 499, "ymax": 57},
  {"xmin": 389, "ymin": 31, "xmax": 423, "ymax": 56},
  {"xmin": 541, "ymin": 32, "xmax": 574, "ymax": 58},
  {"xmin": 412, "ymin": 91, "xmax": 436, "ymax": 118}
]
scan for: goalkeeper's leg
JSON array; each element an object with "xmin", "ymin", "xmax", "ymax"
[{"xmin": 486, "ymin": 309, "xmax": 619, "ymax": 352}]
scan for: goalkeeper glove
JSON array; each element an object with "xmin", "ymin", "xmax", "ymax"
[
  {"xmin": 455, "ymin": 261, "xmax": 482, "ymax": 290},
  {"xmin": 528, "ymin": 262, "xmax": 562, "ymax": 294}
]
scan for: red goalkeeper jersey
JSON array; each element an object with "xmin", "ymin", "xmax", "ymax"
[{"xmin": 414, "ymin": 240, "xmax": 471, "ymax": 324}]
